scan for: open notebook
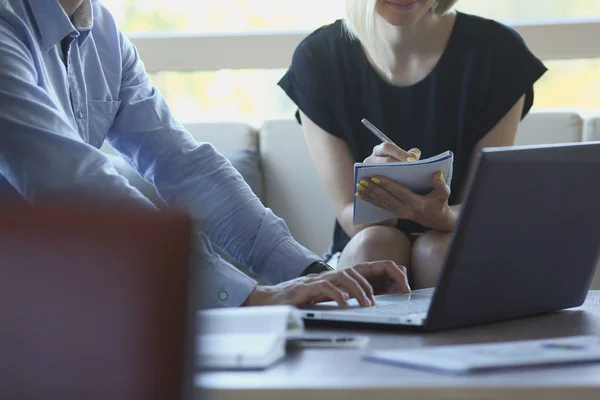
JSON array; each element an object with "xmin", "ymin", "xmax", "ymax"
[{"xmin": 353, "ymin": 151, "xmax": 454, "ymax": 225}]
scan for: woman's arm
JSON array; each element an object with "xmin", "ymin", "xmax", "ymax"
[
  {"xmin": 445, "ymin": 95, "xmax": 527, "ymax": 227},
  {"xmin": 299, "ymin": 111, "xmax": 397, "ymax": 237},
  {"xmin": 459, "ymin": 95, "xmax": 526, "ymax": 202}
]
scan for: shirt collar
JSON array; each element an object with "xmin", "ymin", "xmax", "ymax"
[{"xmin": 30, "ymin": 0, "xmax": 94, "ymax": 51}]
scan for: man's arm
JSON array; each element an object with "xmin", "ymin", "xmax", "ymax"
[
  {"xmin": 105, "ymin": 31, "xmax": 319, "ymax": 291},
  {"xmin": 0, "ymin": 24, "xmax": 153, "ymax": 208},
  {"xmin": 0, "ymin": 24, "xmax": 260, "ymax": 308}
]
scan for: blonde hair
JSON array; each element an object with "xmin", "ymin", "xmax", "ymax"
[{"xmin": 343, "ymin": 0, "xmax": 459, "ymax": 81}]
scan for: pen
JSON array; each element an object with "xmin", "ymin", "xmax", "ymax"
[{"xmin": 361, "ymin": 118, "xmax": 396, "ymax": 145}]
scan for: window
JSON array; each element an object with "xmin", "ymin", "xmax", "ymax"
[
  {"xmin": 152, "ymin": 60, "xmax": 600, "ymax": 124},
  {"xmin": 105, "ymin": 0, "xmax": 600, "ymax": 34},
  {"xmin": 149, "ymin": 69, "xmax": 292, "ymax": 123},
  {"xmin": 102, "ymin": 0, "xmax": 600, "ymax": 121},
  {"xmin": 537, "ymin": 59, "xmax": 600, "ymax": 110}
]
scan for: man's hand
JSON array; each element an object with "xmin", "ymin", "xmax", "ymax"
[{"xmin": 243, "ymin": 261, "xmax": 410, "ymax": 308}]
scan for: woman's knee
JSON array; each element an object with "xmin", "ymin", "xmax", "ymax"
[
  {"xmin": 413, "ymin": 231, "xmax": 452, "ymax": 258},
  {"xmin": 356, "ymin": 225, "xmax": 410, "ymax": 249},
  {"xmin": 411, "ymin": 231, "xmax": 452, "ymax": 287},
  {"xmin": 339, "ymin": 225, "xmax": 412, "ymax": 267}
]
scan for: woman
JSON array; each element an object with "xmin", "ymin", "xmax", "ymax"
[{"xmin": 278, "ymin": 0, "xmax": 547, "ymax": 288}]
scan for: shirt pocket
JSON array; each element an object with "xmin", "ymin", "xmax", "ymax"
[{"xmin": 87, "ymin": 100, "xmax": 121, "ymax": 148}]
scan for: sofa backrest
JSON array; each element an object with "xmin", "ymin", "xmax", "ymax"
[
  {"xmin": 515, "ymin": 110, "xmax": 583, "ymax": 145},
  {"xmin": 259, "ymin": 119, "xmax": 335, "ymax": 257},
  {"xmin": 184, "ymin": 122, "xmax": 258, "ymax": 153},
  {"xmin": 584, "ymin": 114, "xmax": 600, "ymax": 142}
]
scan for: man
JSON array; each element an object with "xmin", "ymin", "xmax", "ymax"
[{"xmin": 0, "ymin": 0, "xmax": 410, "ymax": 308}]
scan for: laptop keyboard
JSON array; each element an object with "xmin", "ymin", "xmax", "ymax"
[{"xmin": 347, "ymin": 299, "xmax": 431, "ymax": 316}]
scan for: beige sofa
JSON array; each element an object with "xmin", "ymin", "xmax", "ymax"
[{"xmin": 104, "ymin": 110, "xmax": 600, "ymax": 289}]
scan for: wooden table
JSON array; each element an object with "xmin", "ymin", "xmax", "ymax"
[{"xmin": 197, "ymin": 291, "xmax": 600, "ymax": 400}]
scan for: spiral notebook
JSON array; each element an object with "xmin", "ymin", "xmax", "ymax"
[{"xmin": 353, "ymin": 151, "xmax": 454, "ymax": 225}]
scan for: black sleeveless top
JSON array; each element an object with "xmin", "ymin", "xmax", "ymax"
[{"xmin": 278, "ymin": 12, "xmax": 547, "ymax": 256}]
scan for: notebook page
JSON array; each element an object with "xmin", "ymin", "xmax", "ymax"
[{"xmin": 353, "ymin": 152, "xmax": 454, "ymax": 225}]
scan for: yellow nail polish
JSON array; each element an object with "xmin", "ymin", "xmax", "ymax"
[
  {"xmin": 407, "ymin": 157, "xmax": 416, "ymax": 162},
  {"xmin": 356, "ymin": 183, "xmax": 366, "ymax": 191},
  {"xmin": 355, "ymin": 193, "xmax": 363, "ymax": 199},
  {"xmin": 359, "ymin": 180, "xmax": 369, "ymax": 187},
  {"xmin": 371, "ymin": 177, "xmax": 381, "ymax": 184},
  {"xmin": 439, "ymin": 172, "xmax": 444, "ymax": 183}
]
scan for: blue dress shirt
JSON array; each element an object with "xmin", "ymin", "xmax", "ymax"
[{"xmin": 0, "ymin": 0, "xmax": 318, "ymax": 307}]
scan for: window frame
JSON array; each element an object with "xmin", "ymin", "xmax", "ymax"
[{"xmin": 128, "ymin": 19, "xmax": 600, "ymax": 72}]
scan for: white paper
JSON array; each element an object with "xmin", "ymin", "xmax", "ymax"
[
  {"xmin": 195, "ymin": 306, "xmax": 303, "ymax": 370},
  {"xmin": 197, "ymin": 305, "xmax": 303, "ymax": 335},
  {"xmin": 365, "ymin": 335, "xmax": 600, "ymax": 374},
  {"xmin": 197, "ymin": 333, "xmax": 285, "ymax": 369},
  {"xmin": 353, "ymin": 151, "xmax": 454, "ymax": 225}
]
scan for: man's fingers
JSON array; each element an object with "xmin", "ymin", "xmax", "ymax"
[
  {"xmin": 372, "ymin": 261, "xmax": 411, "ymax": 293},
  {"xmin": 311, "ymin": 291, "xmax": 349, "ymax": 305},
  {"xmin": 309, "ymin": 281, "xmax": 350, "ymax": 308},
  {"xmin": 346, "ymin": 267, "xmax": 376, "ymax": 305},
  {"xmin": 331, "ymin": 271, "xmax": 371, "ymax": 307}
]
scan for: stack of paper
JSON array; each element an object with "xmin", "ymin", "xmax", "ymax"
[
  {"xmin": 364, "ymin": 336, "xmax": 600, "ymax": 374},
  {"xmin": 196, "ymin": 305, "xmax": 303, "ymax": 370}
]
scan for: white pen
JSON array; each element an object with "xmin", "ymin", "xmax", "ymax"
[{"xmin": 361, "ymin": 118, "xmax": 396, "ymax": 145}]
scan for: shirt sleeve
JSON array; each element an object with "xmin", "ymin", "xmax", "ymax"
[
  {"xmin": 0, "ymin": 24, "xmax": 154, "ymax": 208},
  {"xmin": 278, "ymin": 39, "xmax": 344, "ymax": 138},
  {"xmin": 106, "ymin": 31, "xmax": 320, "ymax": 305},
  {"xmin": 477, "ymin": 24, "xmax": 548, "ymax": 139},
  {"xmin": 0, "ymin": 23, "xmax": 259, "ymax": 308}
]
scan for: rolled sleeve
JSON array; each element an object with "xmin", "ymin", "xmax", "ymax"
[
  {"xmin": 107, "ymin": 31, "xmax": 319, "ymax": 303},
  {"xmin": 197, "ymin": 237, "xmax": 258, "ymax": 308}
]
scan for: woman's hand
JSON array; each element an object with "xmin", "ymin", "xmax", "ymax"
[
  {"xmin": 243, "ymin": 260, "xmax": 410, "ymax": 308},
  {"xmin": 356, "ymin": 172, "xmax": 458, "ymax": 232},
  {"xmin": 364, "ymin": 143, "xmax": 421, "ymax": 164}
]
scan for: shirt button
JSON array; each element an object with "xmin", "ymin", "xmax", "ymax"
[
  {"xmin": 78, "ymin": 110, "xmax": 84, "ymax": 119},
  {"xmin": 219, "ymin": 291, "xmax": 228, "ymax": 301}
]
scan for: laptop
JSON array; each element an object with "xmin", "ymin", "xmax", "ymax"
[
  {"xmin": 300, "ymin": 142, "xmax": 600, "ymax": 331},
  {"xmin": 0, "ymin": 203, "xmax": 200, "ymax": 400}
]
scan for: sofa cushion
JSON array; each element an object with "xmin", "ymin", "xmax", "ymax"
[
  {"xmin": 584, "ymin": 114, "xmax": 600, "ymax": 142},
  {"xmin": 516, "ymin": 110, "xmax": 583, "ymax": 145},
  {"xmin": 259, "ymin": 119, "xmax": 335, "ymax": 257}
]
